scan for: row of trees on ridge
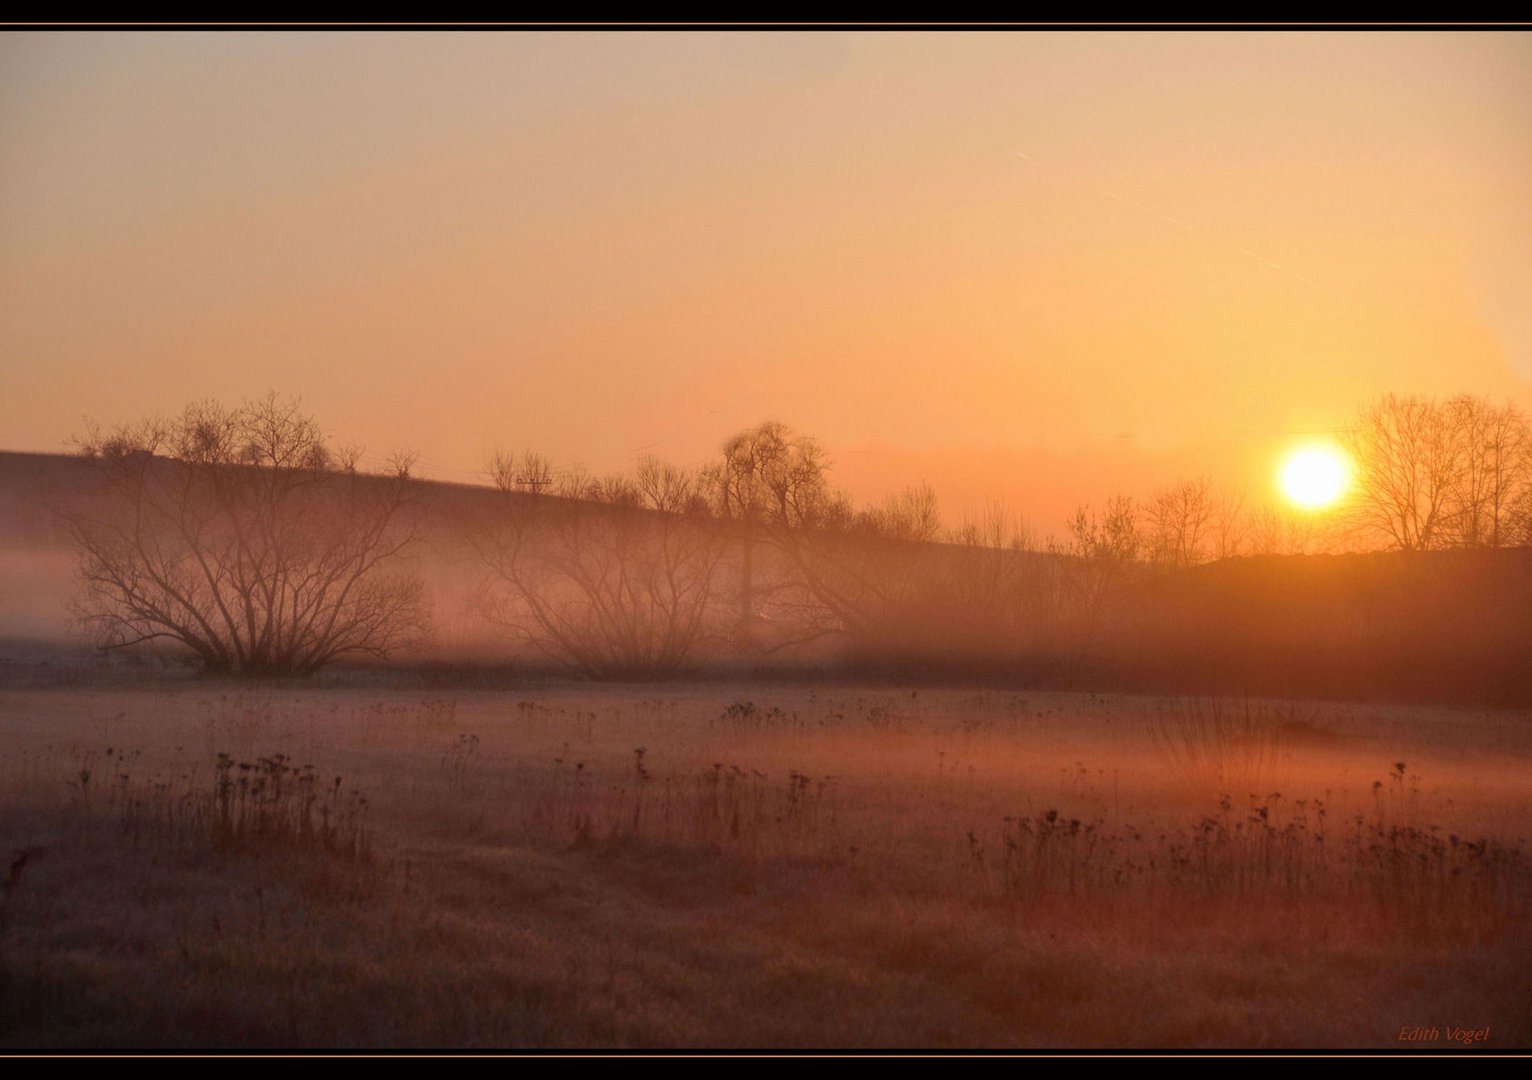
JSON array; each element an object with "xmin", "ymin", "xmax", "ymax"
[{"xmin": 61, "ymin": 392, "xmax": 1532, "ymax": 677}]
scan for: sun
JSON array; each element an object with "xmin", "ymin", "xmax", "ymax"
[{"xmin": 1279, "ymin": 445, "xmax": 1350, "ymax": 510}]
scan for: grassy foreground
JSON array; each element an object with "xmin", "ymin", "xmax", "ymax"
[{"xmin": 2, "ymin": 678, "xmax": 1528, "ymax": 1049}]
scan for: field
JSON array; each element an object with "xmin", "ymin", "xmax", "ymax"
[{"xmin": 2, "ymin": 668, "xmax": 1529, "ymax": 1049}]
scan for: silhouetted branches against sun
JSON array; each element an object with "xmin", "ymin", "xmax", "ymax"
[
  {"xmin": 1343, "ymin": 394, "xmax": 1532, "ymax": 552},
  {"xmin": 62, "ymin": 394, "xmax": 427, "ymax": 676}
]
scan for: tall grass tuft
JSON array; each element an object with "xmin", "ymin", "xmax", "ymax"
[
  {"xmin": 114, "ymin": 750, "xmax": 372, "ymax": 862},
  {"xmin": 1149, "ymin": 696, "xmax": 1291, "ymax": 790}
]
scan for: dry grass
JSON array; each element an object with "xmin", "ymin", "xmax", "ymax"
[
  {"xmin": 1, "ymin": 678, "xmax": 1529, "ymax": 1048},
  {"xmin": 1147, "ymin": 696, "xmax": 1294, "ymax": 791}
]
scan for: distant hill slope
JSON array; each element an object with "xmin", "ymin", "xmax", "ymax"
[
  {"xmin": 0, "ymin": 451, "xmax": 94, "ymax": 548},
  {"xmin": 1118, "ymin": 547, "xmax": 1532, "ymax": 704},
  {"xmin": 0, "ymin": 452, "xmax": 97, "ymax": 640},
  {"xmin": 0, "ymin": 449, "xmax": 526, "ymax": 549}
]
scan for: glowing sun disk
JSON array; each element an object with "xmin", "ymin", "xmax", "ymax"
[{"xmin": 1280, "ymin": 446, "xmax": 1349, "ymax": 510}]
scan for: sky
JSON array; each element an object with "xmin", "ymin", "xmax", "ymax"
[{"xmin": 3, "ymin": 30, "xmax": 1530, "ymax": 537}]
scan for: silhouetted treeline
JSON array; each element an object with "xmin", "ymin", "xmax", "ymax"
[{"xmin": 2, "ymin": 388, "xmax": 1530, "ymax": 704}]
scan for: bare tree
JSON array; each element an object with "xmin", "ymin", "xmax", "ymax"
[
  {"xmin": 950, "ymin": 500, "xmax": 1034, "ymax": 554},
  {"xmin": 1064, "ymin": 494, "xmax": 1142, "ymax": 619},
  {"xmin": 1511, "ymin": 484, "xmax": 1532, "ymax": 548},
  {"xmin": 1344, "ymin": 394, "xmax": 1465, "ymax": 551},
  {"xmin": 944, "ymin": 501, "xmax": 1055, "ymax": 636},
  {"xmin": 63, "ymin": 395, "xmax": 426, "ymax": 675},
  {"xmin": 1068, "ymin": 495, "xmax": 1141, "ymax": 565},
  {"xmin": 708, "ymin": 422, "xmax": 785, "ymax": 645},
  {"xmin": 1143, "ymin": 478, "xmax": 1216, "ymax": 568},
  {"xmin": 859, "ymin": 483, "xmax": 943, "ymax": 543},
  {"xmin": 709, "ymin": 422, "xmax": 921, "ymax": 650},
  {"xmin": 1444, "ymin": 396, "xmax": 1531, "ymax": 548},
  {"xmin": 1210, "ymin": 490, "xmax": 1247, "ymax": 561},
  {"xmin": 1244, "ymin": 504, "xmax": 1328, "ymax": 556},
  {"xmin": 477, "ymin": 454, "xmax": 728, "ymax": 678},
  {"xmin": 488, "ymin": 449, "xmax": 554, "ymax": 495}
]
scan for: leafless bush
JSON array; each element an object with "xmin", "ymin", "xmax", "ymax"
[
  {"xmin": 62, "ymin": 395, "xmax": 426, "ymax": 676},
  {"xmin": 477, "ymin": 454, "xmax": 729, "ymax": 678}
]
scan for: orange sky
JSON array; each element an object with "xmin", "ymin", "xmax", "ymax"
[{"xmin": 3, "ymin": 31, "xmax": 1529, "ymax": 536}]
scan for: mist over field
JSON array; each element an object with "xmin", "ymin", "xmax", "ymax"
[
  {"xmin": 2, "ymin": 408, "xmax": 1529, "ymax": 1051},
  {"xmin": 3, "ymin": 27, "xmax": 1531, "ymax": 1055}
]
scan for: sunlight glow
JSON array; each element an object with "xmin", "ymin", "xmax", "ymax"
[{"xmin": 1280, "ymin": 445, "xmax": 1350, "ymax": 510}]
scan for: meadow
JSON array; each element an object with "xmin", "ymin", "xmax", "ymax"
[{"xmin": 1, "ymin": 669, "xmax": 1528, "ymax": 1049}]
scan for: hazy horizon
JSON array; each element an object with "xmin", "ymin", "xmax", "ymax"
[{"xmin": 4, "ymin": 30, "xmax": 1530, "ymax": 534}]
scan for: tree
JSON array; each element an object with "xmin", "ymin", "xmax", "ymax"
[
  {"xmin": 1344, "ymin": 393, "xmax": 1532, "ymax": 551},
  {"xmin": 943, "ymin": 501, "xmax": 1055, "ymax": 640},
  {"xmin": 63, "ymin": 395, "xmax": 426, "ymax": 675},
  {"xmin": 1245, "ymin": 505, "xmax": 1323, "ymax": 556},
  {"xmin": 858, "ymin": 484, "xmax": 943, "ymax": 544},
  {"xmin": 708, "ymin": 422, "xmax": 909, "ymax": 650},
  {"xmin": 477, "ymin": 453, "xmax": 728, "ymax": 678},
  {"xmin": 1443, "ymin": 396, "xmax": 1531, "ymax": 548},
  {"xmin": 1065, "ymin": 495, "xmax": 1142, "ymax": 620},
  {"xmin": 1143, "ymin": 478, "xmax": 1216, "ymax": 568},
  {"xmin": 707, "ymin": 422, "xmax": 800, "ymax": 647},
  {"xmin": 1343, "ymin": 394, "xmax": 1465, "ymax": 551},
  {"xmin": 488, "ymin": 448, "xmax": 554, "ymax": 495},
  {"xmin": 1210, "ymin": 490, "xmax": 1247, "ymax": 561}
]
